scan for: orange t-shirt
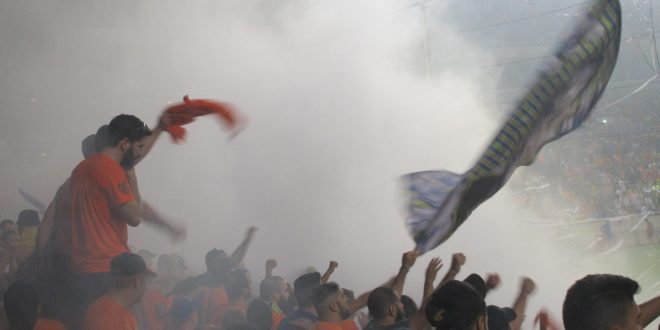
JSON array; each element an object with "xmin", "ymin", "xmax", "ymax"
[
  {"xmin": 340, "ymin": 320, "xmax": 359, "ymax": 330},
  {"xmin": 272, "ymin": 311, "xmax": 284, "ymax": 330},
  {"xmin": 83, "ymin": 295, "xmax": 138, "ymax": 330},
  {"xmin": 316, "ymin": 321, "xmax": 344, "ymax": 330},
  {"xmin": 69, "ymin": 154, "xmax": 136, "ymax": 273},
  {"xmin": 34, "ymin": 318, "xmax": 67, "ymax": 330},
  {"xmin": 139, "ymin": 287, "xmax": 171, "ymax": 330},
  {"xmin": 199, "ymin": 286, "xmax": 229, "ymax": 326}
]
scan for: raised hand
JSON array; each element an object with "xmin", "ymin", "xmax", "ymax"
[
  {"xmin": 486, "ymin": 273, "xmax": 501, "ymax": 290},
  {"xmin": 425, "ymin": 257, "xmax": 443, "ymax": 283},
  {"xmin": 401, "ymin": 251, "xmax": 418, "ymax": 270}
]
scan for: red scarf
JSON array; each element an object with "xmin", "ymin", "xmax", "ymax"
[{"xmin": 163, "ymin": 96, "xmax": 241, "ymax": 142}]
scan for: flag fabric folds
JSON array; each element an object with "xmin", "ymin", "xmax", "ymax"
[
  {"xmin": 403, "ymin": 0, "xmax": 622, "ymax": 254},
  {"xmin": 163, "ymin": 95, "xmax": 241, "ymax": 142}
]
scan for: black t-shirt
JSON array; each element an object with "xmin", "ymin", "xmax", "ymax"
[{"xmin": 278, "ymin": 309, "xmax": 318, "ymax": 330}]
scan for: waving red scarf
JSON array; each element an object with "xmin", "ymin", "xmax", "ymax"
[{"xmin": 163, "ymin": 96, "xmax": 241, "ymax": 142}]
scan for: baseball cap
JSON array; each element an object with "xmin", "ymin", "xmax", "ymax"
[
  {"xmin": 487, "ymin": 305, "xmax": 517, "ymax": 330},
  {"xmin": 425, "ymin": 280, "xmax": 486, "ymax": 328},
  {"xmin": 463, "ymin": 273, "xmax": 488, "ymax": 299},
  {"xmin": 111, "ymin": 253, "xmax": 156, "ymax": 277}
]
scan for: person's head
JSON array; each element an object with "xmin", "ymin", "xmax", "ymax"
[
  {"xmin": 260, "ymin": 276, "xmax": 289, "ymax": 304},
  {"xmin": 3, "ymin": 280, "xmax": 39, "ymax": 330},
  {"xmin": 16, "ymin": 209, "xmax": 39, "ymax": 234},
  {"xmin": 367, "ymin": 287, "xmax": 405, "ymax": 324},
  {"xmin": 94, "ymin": 125, "xmax": 109, "ymax": 153},
  {"xmin": 312, "ymin": 282, "xmax": 351, "ymax": 321},
  {"xmin": 1, "ymin": 230, "xmax": 19, "ymax": 249},
  {"xmin": 247, "ymin": 299, "xmax": 274, "ymax": 330},
  {"xmin": 205, "ymin": 248, "xmax": 232, "ymax": 279},
  {"xmin": 0, "ymin": 219, "xmax": 16, "ymax": 233},
  {"xmin": 563, "ymin": 274, "xmax": 641, "ymax": 330},
  {"xmin": 106, "ymin": 114, "xmax": 151, "ymax": 169},
  {"xmin": 226, "ymin": 270, "xmax": 252, "ymax": 302},
  {"xmin": 487, "ymin": 306, "xmax": 516, "ymax": 330},
  {"xmin": 463, "ymin": 274, "xmax": 488, "ymax": 299},
  {"xmin": 293, "ymin": 272, "xmax": 321, "ymax": 309},
  {"xmin": 400, "ymin": 295, "xmax": 418, "ymax": 319},
  {"xmin": 425, "ymin": 280, "xmax": 487, "ymax": 330},
  {"xmin": 110, "ymin": 252, "xmax": 156, "ymax": 306}
]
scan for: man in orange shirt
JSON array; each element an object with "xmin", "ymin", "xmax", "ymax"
[
  {"xmin": 64, "ymin": 114, "xmax": 161, "ymax": 329},
  {"xmin": 312, "ymin": 283, "xmax": 352, "ymax": 330},
  {"xmin": 83, "ymin": 252, "xmax": 155, "ymax": 330}
]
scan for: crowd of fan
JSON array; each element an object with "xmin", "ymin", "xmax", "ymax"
[
  {"xmin": 514, "ymin": 135, "xmax": 659, "ymax": 219},
  {"xmin": 0, "ymin": 112, "xmax": 658, "ymax": 330}
]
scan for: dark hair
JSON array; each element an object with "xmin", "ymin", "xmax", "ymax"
[
  {"xmin": 107, "ymin": 114, "xmax": 150, "ymax": 147},
  {"xmin": 3, "ymin": 281, "xmax": 39, "ymax": 330},
  {"xmin": 260, "ymin": 276, "xmax": 284, "ymax": 301},
  {"xmin": 205, "ymin": 248, "xmax": 228, "ymax": 266},
  {"xmin": 563, "ymin": 274, "xmax": 639, "ymax": 330},
  {"xmin": 367, "ymin": 287, "xmax": 400, "ymax": 321},
  {"xmin": 94, "ymin": 125, "xmax": 109, "ymax": 152},
  {"xmin": 222, "ymin": 309, "xmax": 247, "ymax": 330},
  {"xmin": 425, "ymin": 280, "xmax": 486, "ymax": 330},
  {"xmin": 312, "ymin": 282, "xmax": 341, "ymax": 311},
  {"xmin": 17, "ymin": 209, "xmax": 40, "ymax": 231},
  {"xmin": 1, "ymin": 230, "xmax": 18, "ymax": 242},
  {"xmin": 294, "ymin": 272, "xmax": 321, "ymax": 308},
  {"xmin": 81, "ymin": 134, "xmax": 96, "ymax": 158},
  {"xmin": 401, "ymin": 295, "xmax": 418, "ymax": 319},
  {"xmin": 226, "ymin": 270, "xmax": 250, "ymax": 301},
  {"xmin": 247, "ymin": 299, "xmax": 273, "ymax": 330}
]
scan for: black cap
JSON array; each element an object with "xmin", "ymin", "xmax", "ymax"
[
  {"xmin": 425, "ymin": 280, "xmax": 486, "ymax": 328},
  {"xmin": 463, "ymin": 273, "xmax": 488, "ymax": 299},
  {"xmin": 487, "ymin": 305, "xmax": 517, "ymax": 330},
  {"xmin": 111, "ymin": 253, "xmax": 156, "ymax": 277}
]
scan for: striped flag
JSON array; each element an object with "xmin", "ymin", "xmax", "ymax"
[{"xmin": 403, "ymin": 0, "xmax": 622, "ymax": 254}]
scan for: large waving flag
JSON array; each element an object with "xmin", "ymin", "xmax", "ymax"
[{"xmin": 404, "ymin": 0, "xmax": 622, "ymax": 254}]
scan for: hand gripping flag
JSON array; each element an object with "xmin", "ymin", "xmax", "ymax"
[
  {"xmin": 403, "ymin": 0, "xmax": 622, "ymax": 254},
  {"xmin": 163, "ymin": 95, "xmax": 242, "ymax": 142}
]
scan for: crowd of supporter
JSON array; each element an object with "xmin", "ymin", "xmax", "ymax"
[
  {"xmin": 513, "ymin": 134, "xmax": 659, "ymax": 219},
  {"xmin": 0, "ymin": 112, "xmax": 658, "ymax": 330}
]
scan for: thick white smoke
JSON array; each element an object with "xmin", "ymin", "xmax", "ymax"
[{"xmin": 4, "ymin": 0, "xmax": 656, "ymax": 328}]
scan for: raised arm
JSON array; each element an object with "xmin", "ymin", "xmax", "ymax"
[
  {"xmin": 133, "ymin": 112, "xmax": 172, "ymax": 167},
  {"xmin": 485, "ymin": 273, "xmax": 502, "ymax": 296},
  {"xmin": 439, "ymin": 253, "xmax": 465, "ymax": 286},
  {"xmin": 349, "ymin": 251, "xmax": 417, "ymax": 314},
  {"xmin": 639, "ymin": 294, "xmax": 660, "ymax": 327},
  {"xmin": 140, "ymin": 202, "xmax": 186, "ymax": 242},
  {"xmin": 230, "ymin": 227, "xmax": 257, "ymax": 268},
  {"xmin": 423, "ymin": 258, "xmax": 443, "ymax": 301},
  {"xmin": 411, "ymin": 258, "xmax": 443, "ymax": 330},
  {"xmin": 391, "ymin": 251, "xmax": 417, "ymax": 296},
  {"xmin": 118, "ymin": 169, "xmax": 143, "ymax": 227},
  {"xmin": 511, "ymin": 277, "xmax": 536, "ymax": 330},
  {"xmin": 265, "ymin": 259, "xmax": 277, "ymax": 279},
  {"xmin": 320, "ymin": 261, "xmax": 338, "ymax": 284}
]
